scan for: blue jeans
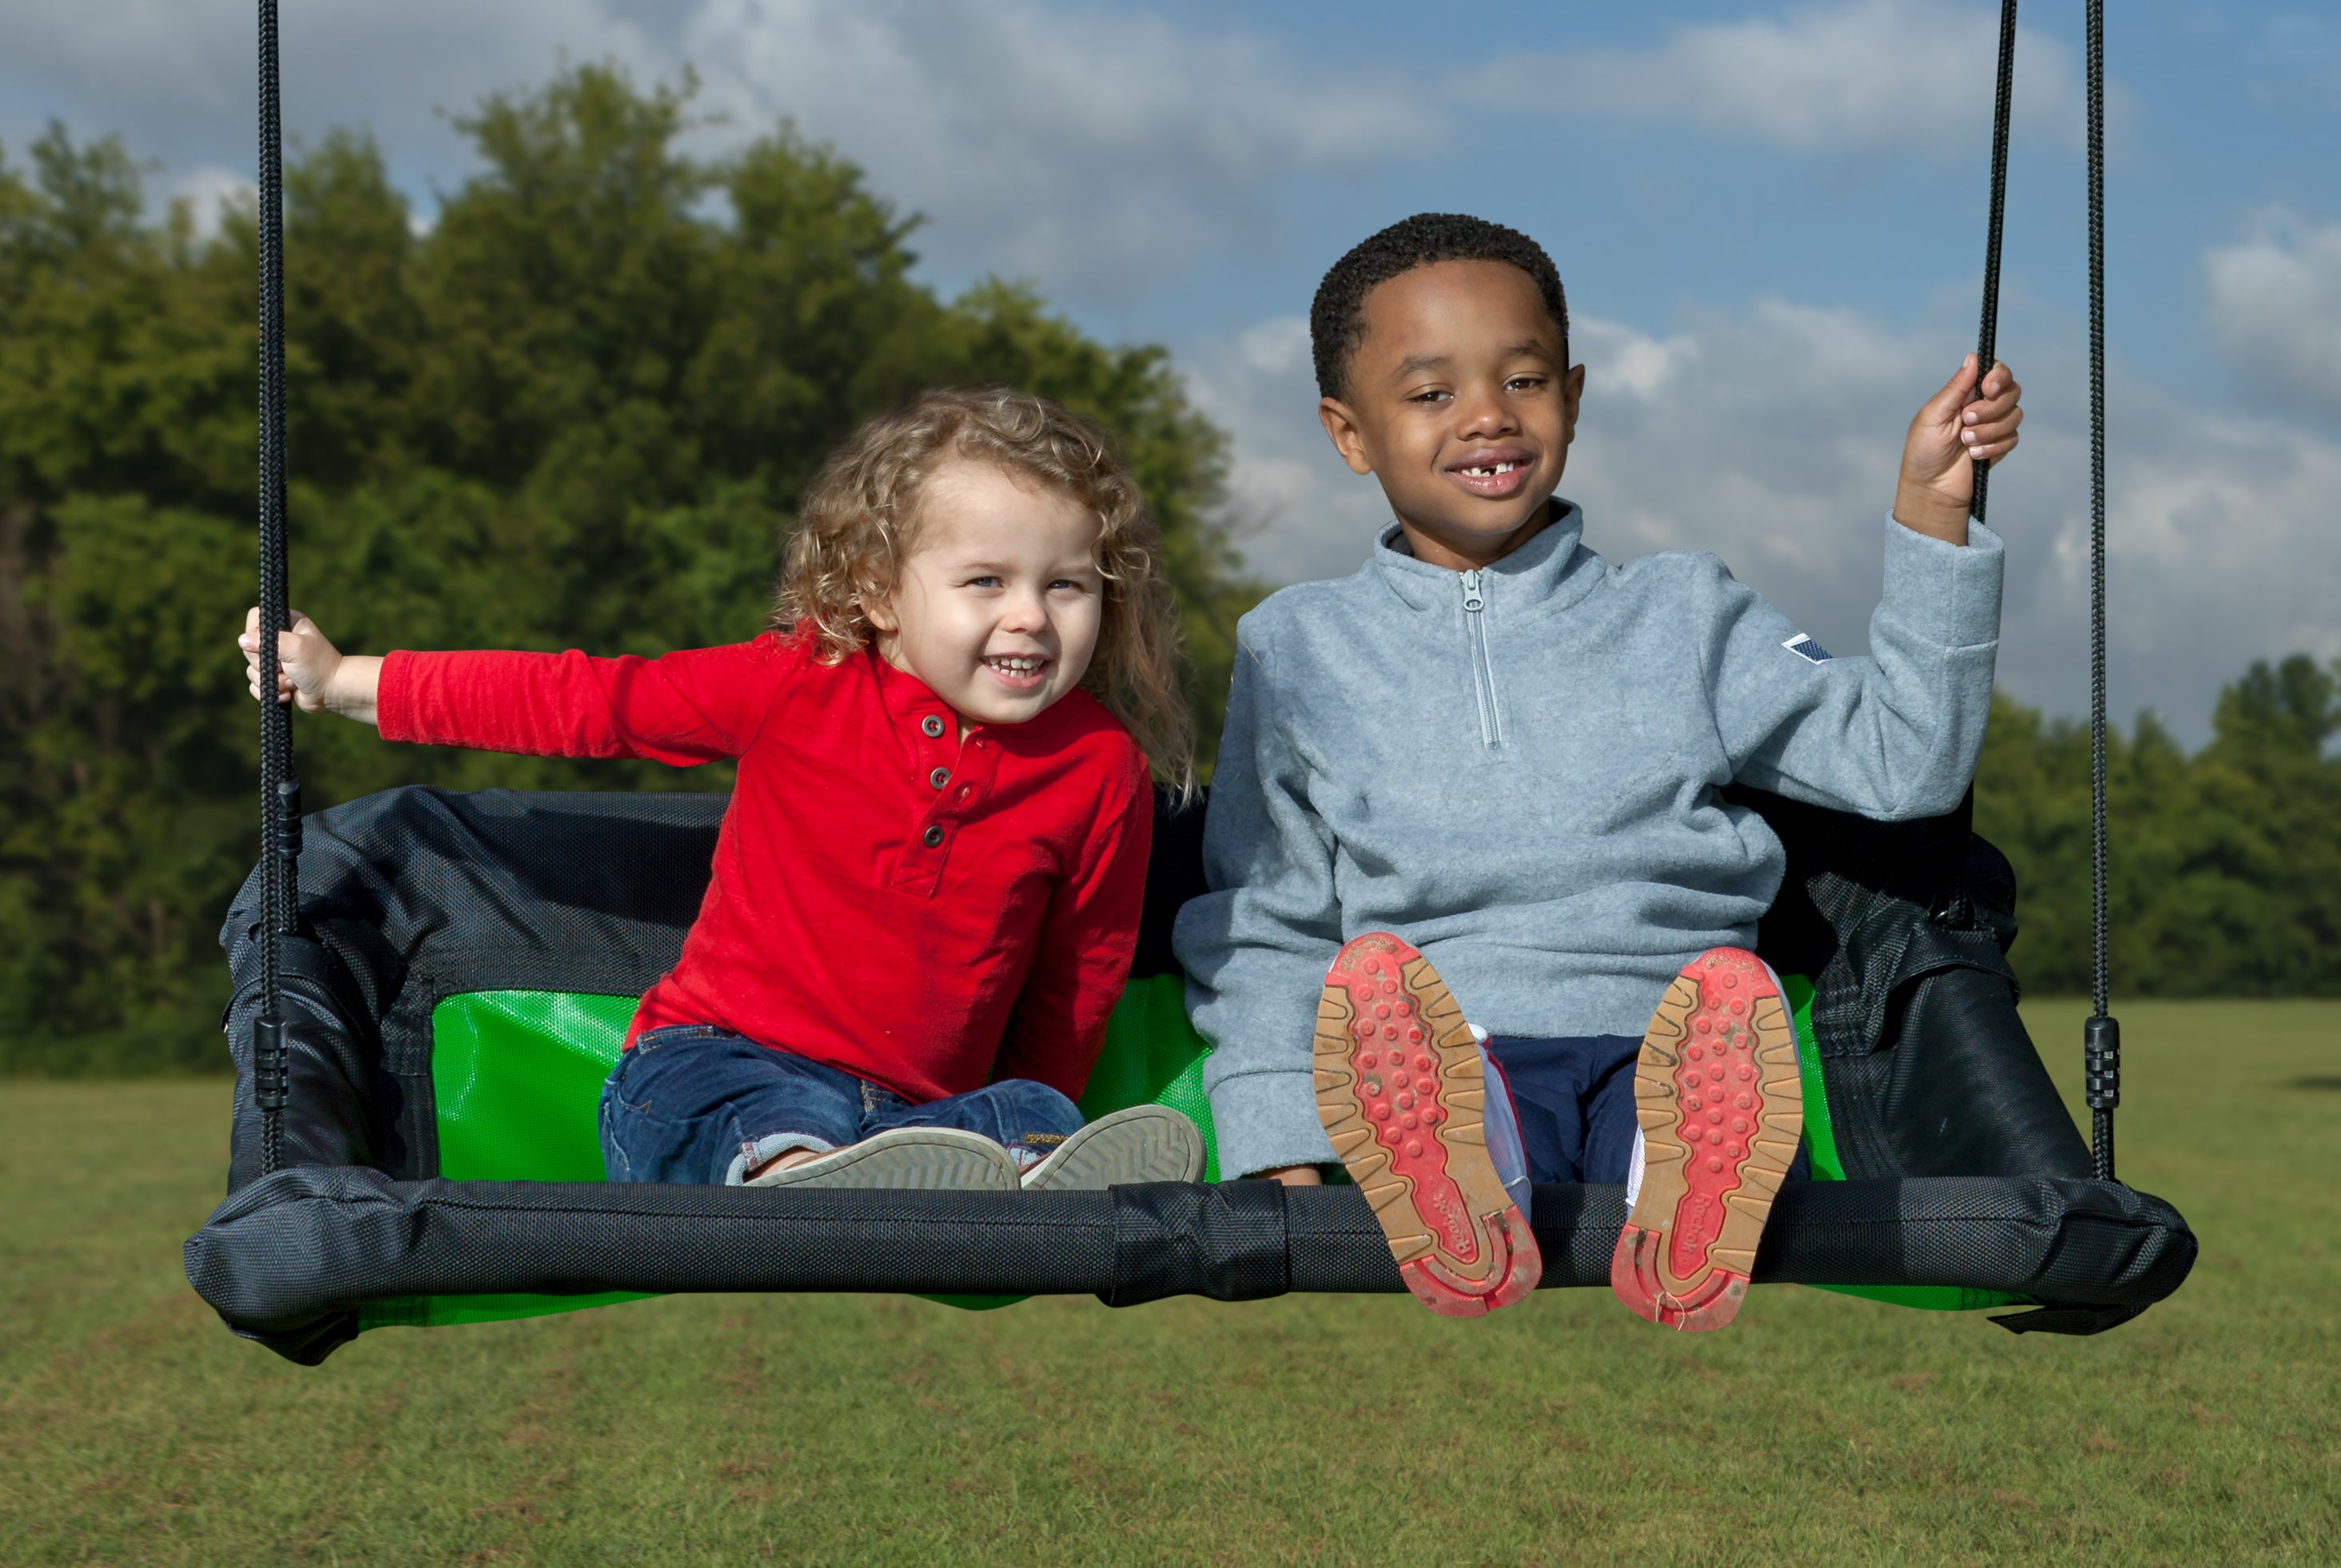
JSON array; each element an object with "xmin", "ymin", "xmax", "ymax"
[
  {"xmin": 1484, "ymin": 1034, "xmax": 1812, "ymax": 1185},
  {"xmin": 598, "ymin": 1025, "xmax": 1086, "ymax": 1185}
]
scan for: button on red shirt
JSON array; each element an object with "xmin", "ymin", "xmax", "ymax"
[{"xmin": 376, "ymin": 633, "xmax": 1152, "ymax": 1103}]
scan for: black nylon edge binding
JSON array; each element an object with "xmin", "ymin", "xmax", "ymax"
[{"xmin": 183, "ymin": 1170, "xmax": 2198, "ymax": 1363}]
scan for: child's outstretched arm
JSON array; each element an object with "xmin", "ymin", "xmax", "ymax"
[
  {"xmin": 238, "ymin": 609, "xmax": 783, "ymax": 766},
  {"xmin": 1706, "ymin": 356, "xmax": 2024, "ymax": 820},
  {"xmin": 1892, "ymin": 353, "xmax": 2024, "ymax": 544},
  {"xmin": 242, "ymin": 607, "xmax": 382, "ymax": 724}
]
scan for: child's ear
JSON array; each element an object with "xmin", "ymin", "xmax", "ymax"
[
  {"xmin": 1318, "ymin": 396, "xmax": 1376, "ymax": 477},
  {"xmin": 862, "ymin": 591, "xmax": 899, "ymax": 635},
  {"xmin": 1562, "ymin": 363, "xmax": 1587, "ymax": 443}
]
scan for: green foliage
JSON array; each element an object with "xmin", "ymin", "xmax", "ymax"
[
  {"xmin": 0, "ymin": 68, "xmax": 1258, "ymax": 1073},
  {"xmin": 1974, "ymin": 655, "xmax": 2341, "ymax": 997}
]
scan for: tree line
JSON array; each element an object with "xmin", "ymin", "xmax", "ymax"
[
  {"xmin": 1974, "ymin": 660, "xmax": 2340, "ymax": 999},
  {"xmin": 2, "ymin": 68, "xmax": 2332, "ymax": 1073}
]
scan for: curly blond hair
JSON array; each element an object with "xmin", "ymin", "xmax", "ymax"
[{"xmin": 775, "ymin": 386, "xmax": 1194, "ymax": 791}]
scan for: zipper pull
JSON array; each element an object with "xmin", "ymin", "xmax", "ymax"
[{"xmin": 1461, "ymin": 569, "xmax": 1485, "ymax": 614}]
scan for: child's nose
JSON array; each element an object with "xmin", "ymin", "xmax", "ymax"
[
  {"xmin": 1455, "ymin": 384, "xmax": 1519, "ymax": 439},
  {"xmin": 1000, "ymin": 589, "xmax": 1049, "ymax": 631}
]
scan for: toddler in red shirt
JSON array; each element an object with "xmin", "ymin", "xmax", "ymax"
[{"xmin": 242, "ymin": 388, "xmax": 1204, "ymax": 1192}]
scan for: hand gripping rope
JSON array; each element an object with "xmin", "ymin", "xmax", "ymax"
[{"xmin": 253, "ymin": 0, "xmax": 301, "ymax": 1179}]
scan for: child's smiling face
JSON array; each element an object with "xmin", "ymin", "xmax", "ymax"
[
  {"xmin": 1317, "ymin": 259, "xmax": 1583, "ymax": 572},
  {"xmin": 869, "ymin": 459, "xmax": 1106, "ymax": 732}
]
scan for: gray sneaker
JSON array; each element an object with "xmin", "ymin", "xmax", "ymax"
[
  {"xmin": 743, "ymin": 1125, "xmax": 1021, "ymax": 1190},
  {"xmin": 1019, "ymin": 1104, "xmax": 1204, "ymax": 1192}
]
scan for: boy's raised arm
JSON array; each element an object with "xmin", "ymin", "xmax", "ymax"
[
  {"xmin": 1709, "ymin": 519, "xmax": 2003, "ymax": 820},
  {"xmin": 1173, "ymin": 631, "xmax": 1344, "ymax": 1180},
  {"xmin": 1710, "ymin": 357, "xmax": 2023, "ymax": 818}
]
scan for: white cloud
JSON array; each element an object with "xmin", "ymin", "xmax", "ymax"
[
  {"xmin": 0, "ymin": 0, "xmax": 654, "ymax": 171},
  {"xmin": 0, "ymin": 0, "xmax": 2136, "ymax": 302},
  {"xmin": 1197, "ymin": 293, "xmax": 2341, "ymax": 745},
  {"xmin": 671, "ymin": 1, "xmax": 1434, "ymax": 298},
  {"xmin": 0, "ymin": 0, "xmax": 1430, "ymax": 301},
  {"xmin": 2204, "ymin": 209, "xmax": 2341, "ymax": 427},
  {"xmin": 1179, "ymin": 316, "xmax": 1392, "ymax": 586},
  {"xmin": 2104, "ymin": 396, "xmax": 2341, "ymax": 705},
  {"xmin": 1478, "ymin": 0, "xmax": 2091, "ymax": 158}
]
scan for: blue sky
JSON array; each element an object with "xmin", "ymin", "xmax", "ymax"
[
  {"xmin": 1077, "ymin": 4, "xmax": 2336, "ymax": 381},
  {"xmin": 4, "ymin": 0, "xmax": 2336, "ymax": 742}
]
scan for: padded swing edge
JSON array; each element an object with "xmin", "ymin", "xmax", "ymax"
[{"xmin": 184, "ymin": 1165, "xmax": 2196, "ymax": 1362}]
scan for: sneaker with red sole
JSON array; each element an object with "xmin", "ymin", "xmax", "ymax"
[
  {"xmin": 1314, "ymin": 933, "xmax": 1541, "ymax": 1317},
  {"xmin": 1610, "ymin": 947, "xmax": 1803, "ymax": 1331}
]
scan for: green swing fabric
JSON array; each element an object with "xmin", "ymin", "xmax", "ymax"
[
  {"xmin": 367, "ymin": 969, "xmax": 2011, "ymax": 1332},
  {"xmin": 366, "ymin": 973, "xmax": 1220, "ymax": 1330},
  {"xmin": 425, "ymin": 974, "xmax": 1220, "ymax": 1187}
]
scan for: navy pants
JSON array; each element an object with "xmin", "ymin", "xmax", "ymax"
[
  {"xmin": 598, "ymin": 1025, "xmax": 1085, "ymax": 1185},
  {"xmin": 1484, "ymin": 1034, "xmax": 1811, "ymax": 1186}
]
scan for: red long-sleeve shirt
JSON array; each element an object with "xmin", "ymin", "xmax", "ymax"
[{"xmin": 377, "ymin": 634, "xmax": 1152, "ymax": 1104}]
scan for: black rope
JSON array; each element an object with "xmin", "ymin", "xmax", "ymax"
[
  {"xmin": 1969, "ymin": 0, "xmax": 2018, "ymax": 525},
  {"xmin": 2082, "ymin": 0, "xmax": 2119, "ymax": 1182},
  {"xmin": 253, "ymin": 0, "xmax": 299, "ymax": 1176}
]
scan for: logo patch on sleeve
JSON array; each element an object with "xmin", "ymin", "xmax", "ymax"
[{"xmin": 1782, "ymin": 634, "xmax": 1833, "ymax": 664}]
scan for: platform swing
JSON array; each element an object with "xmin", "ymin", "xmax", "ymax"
[{"xmin": 185, "ymin": 0, "xmax": 2192, "ymax": 1365}]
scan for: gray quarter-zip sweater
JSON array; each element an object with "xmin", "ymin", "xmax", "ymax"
[{"xmin": 1173, "ymin": 501, "xmax": 2005, "ymax": 1179}]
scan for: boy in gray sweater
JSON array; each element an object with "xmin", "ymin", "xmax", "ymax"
[{"xmin": 1172, "ymin": 214, "xmax": 2024, "ymax": 1327}]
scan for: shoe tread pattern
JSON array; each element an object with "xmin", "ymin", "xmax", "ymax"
[
  {"xmin": 1611, "ymin": 949, "xmax": 1802, "ymax": 1331},
  {"xmin": 1021, "ymin": 1104, "xmax": 1204, "ymax": 1191},
  {"xmin": 1314, "ymin": 933, "xmax": 1540, "ymax": 1315}
]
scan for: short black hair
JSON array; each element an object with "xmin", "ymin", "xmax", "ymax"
[{"xmin": 1309, "ymin": 213, "xmax": 1570, "ymax": 399}]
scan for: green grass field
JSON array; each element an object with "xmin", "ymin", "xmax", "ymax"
[{"xmin": 2, "ymin": 999, "xmax": 2335, "ymax": 1566}]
